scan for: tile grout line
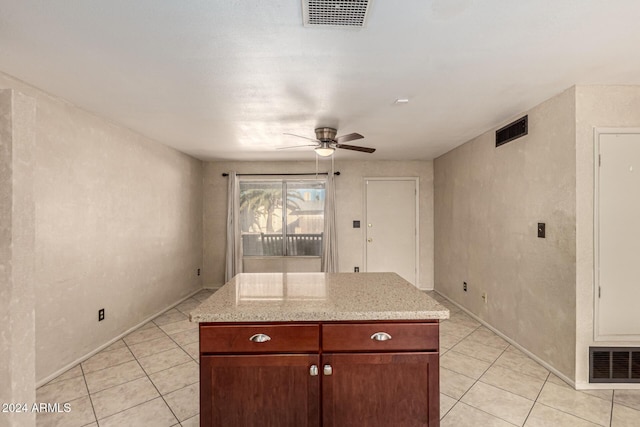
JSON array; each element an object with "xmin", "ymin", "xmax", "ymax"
[
  {"xmin": 442, "ymin": 322, "xmax": 564, "ymax": 426},
  {"xmin": 520, "ymin": 371, "xmax": 551, "ymax": 426},
  {"xmin": 113, "ymin": 338, "xmax": 182, "ymax": 425},
  {"xmin": 442, "ymin": 313, "xmax": 607, "ymax": 426},
  {"xmin": 79, "ymin": 363, "xmax": 100, "ymax": 427},
  {"xmin": 446, "ymin": 341, "xmax": 520, "ymax": 425},
  {"xmin": 482, "ymin": 360, "xmax": 613, "ymax": 425},
  {"xmin": 36, "ymin": 298, "xmax": 205, "ymax": 426},
  {"xmin": 87, "ymin": 356, "xmax": 153, "ymax": 423},
  {"xmin": 611, "ymin": 392, "xmax": 640, "ymax": 413},
  {"xmin": 82, "ymin": 355, "xmax": 137, "ymax": 378},
  {"xmin": 533, "ymin": 401, "xmax": 609, "ymax": 427},
  {"xmin": 609, "ymin": 389, "xmax": 615, "ymax": 427},
  {"xmin": 86, "ymin": 377, "xmax": 198, "ymax": 425},
  {"xmin": 446, "ymin": 327, "xmax": 555, "ymax": 387},
  {"xmin": 159, "ymin": 321, "xmax": 200, "ymax": 364},
  {"xmin": 440, "ymin": 322, "xmax": 483, "ymax": 420},
  {"xmin": 85, "ymin": 330, "xmax": 198, "ymax": 423},
  {"xmin": 450, "ymin": 401, "xmax": 520, "ymax": 426},
  {"xmin": 537, "ymin": 381, "xmax": 616, "ymax": 426},
  {"xmin": 135, "ymin": 319, "xmax": 202, "ymax": 422}
]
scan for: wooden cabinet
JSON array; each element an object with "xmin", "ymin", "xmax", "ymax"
[
  {"xmin": 201, "ymin": 354, "xmax": 320, "ymax": 427},
  {"xmin": 322, "ymin": 352, "xmax": 438, "ymax": 427},
  {"xmin": 200, "ymin": 321, "xmax": 440, "ymax": 427}
]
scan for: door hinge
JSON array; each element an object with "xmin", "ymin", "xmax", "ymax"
[
  {"xmin": 598, "ymin": 154, "xmax": 601, "ymax": 167},
  {"xmin": 598, "ymin": 286, "xmax": 601, "ymax": 298}
]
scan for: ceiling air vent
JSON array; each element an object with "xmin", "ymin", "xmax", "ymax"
[
  {"xmin": 590, "ymin": 347, "xmax": 640, "ymax": 383},
  {"xmin": 496, "ymin": 115, "xmax": 528, "ymax": 147},
  {"xmin": 302, "ymin": 0, "xmax": 372, "ymax": 27}
]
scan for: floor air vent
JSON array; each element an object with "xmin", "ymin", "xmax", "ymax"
[
  {"xmin": 303, "ymin": 0, "xmax": 372, "ymax": 27},
  {"xmin": 590, "ymin": 347, "xmax": 640, "ymax": 383},
  {"xmin": 496, "ymin": 115, "xmax": 528, "ymax": 147}
]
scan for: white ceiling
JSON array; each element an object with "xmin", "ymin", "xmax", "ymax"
[{"xmin": 2, "ymin": 0, "xmax": 640, "ymax": 161}]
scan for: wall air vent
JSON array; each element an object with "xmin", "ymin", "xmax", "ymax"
[
  {"xmin": 302, "ymin": 0, "xmax": 372, "ymax": 27},
  {"xmin": 589, "ymin": 347, "xmax": 640, "ymax": 383},
  {"xmin": 496, "ymin": 115, "xmax": 528, "ymax": 147}
]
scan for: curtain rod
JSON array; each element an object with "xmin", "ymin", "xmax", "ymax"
[{"xmin": 222, "ymin": 172, "xmax": 340, "ymax": 177}]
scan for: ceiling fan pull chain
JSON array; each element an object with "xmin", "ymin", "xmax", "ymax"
[{"xmin": 331, "ymin": 152, "xmax": 334, "ymax": 176}]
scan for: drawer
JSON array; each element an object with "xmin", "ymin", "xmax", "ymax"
[
  {"xmin": 322, "ymin": 322, "xmax": 438, "ymax": 352},
  {"xmin": 200, "ymin": 324, "xmax": 320, "ymax": 354}
]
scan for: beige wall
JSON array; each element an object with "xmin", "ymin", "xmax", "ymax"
[
  {"xmin": 1, "ymin": 89, "xmax": 37, "ymax": 427},
  {"xmin": 575, "ymin": 86, "xmax": 640, "ymax": 387},
  {"xmin": 434, "ymin": 88, "xmax": 577, "ymax": 379},
  {"xmin": 203, "ymin": 160, "xmax": 434, "ymax": 289},
  {"xmin": 0, "ymin": 72, "xmax": 204, "ymax": 383}
]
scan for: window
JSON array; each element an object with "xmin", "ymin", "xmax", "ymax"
[{"xmin": 239, "ymin": 179, "xmax": 325, "ymax": 257}]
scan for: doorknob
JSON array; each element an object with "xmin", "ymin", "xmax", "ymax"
[{"xmin": 367, "ymin": 238, "xmax": 373, "ymax": 243}]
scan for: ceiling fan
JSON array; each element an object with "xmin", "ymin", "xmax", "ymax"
[{"xmin": 281, "ymin": 127, "xmax": 376, "ymax": 156}]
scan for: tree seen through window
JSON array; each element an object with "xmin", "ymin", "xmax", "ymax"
[{"xmin": 239, "ymin": 180, "xmax": 325, "ymax": 256}]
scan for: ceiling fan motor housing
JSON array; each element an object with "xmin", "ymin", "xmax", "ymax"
[{"xmin": 315, "ymin": 127, "xmax": 337, "ymax": 142}]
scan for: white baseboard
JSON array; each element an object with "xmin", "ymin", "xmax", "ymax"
[
  {"xmin": 36, "ymin": 288, "xmax": 202, "ymax": 388},
  {"xmin": 434, "ymin": 290, "xmax": 576, "ymax": 389},
  {"xmin": 575, "ymin": 380, "xmax": 640, "ymax": 390}
]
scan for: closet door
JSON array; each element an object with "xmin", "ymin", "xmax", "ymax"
[{"xmin": 597, "ymin": 131, "xmax": 640, "ymax": 339}]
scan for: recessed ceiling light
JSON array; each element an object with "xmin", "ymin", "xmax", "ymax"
[{"xmin": 394, "ymin": 98, "xmax": 409, "ymax": 104}]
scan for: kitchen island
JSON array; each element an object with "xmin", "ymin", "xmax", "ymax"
[{"xmin": 191, "ymin": 272, "xmax": 449, "ymax": 427}]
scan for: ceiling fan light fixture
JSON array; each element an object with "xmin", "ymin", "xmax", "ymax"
[{"xmin": 315, "ymin": 146, "xmax": 335, "ymax": 157}]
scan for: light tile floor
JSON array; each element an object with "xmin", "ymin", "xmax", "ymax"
[
  {"xmin": 429, "ymin": 291, "xmax": 640, "ymax": 427},
  {"xmin": 35, "ymin": 289, "xmax": 640, "ymax": 426},
  {"xmin": 35, "ymin": 289, "xmax": 213, "ymax": 427}
]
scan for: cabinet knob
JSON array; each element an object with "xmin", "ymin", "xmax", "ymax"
[
  {"xmin": 367, "ymin": 238, "xmax": 373, "ymax": 243},
  {"xmin": 323, "ymin": 365, "xmax": 333, "ymax": 376},
  {"xmin": 248, "ymin": 333, "xmax": 271, "ymax": 343},
  {"xmin": 309, "ymin": 365, "xmax": 318, "ymax": 376},
  {"xmin": 370, "ymin": 332, "xmax": 392, "ymax": 341}
]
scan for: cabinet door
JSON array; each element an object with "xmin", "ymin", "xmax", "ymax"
[
  {"xmin": 322, "ymin": 352, "xmax": 439, "ymax": 427},
  {"xmin": 201, "ymin": 354, "xmax": 320, "ymax": 427}
]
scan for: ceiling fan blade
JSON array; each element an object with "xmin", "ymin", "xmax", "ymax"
[
  {"xmin": 283, "ymin": 132, "xmax": 320, "ymax": 143},
  {"xmin": 277, "ymin": 144, "xmax": 318, "ymax": 150},
  {"xmin": 335, "ymin": 133, "xmax": 364, "ymax": 144},
  {"xmin": 335, "ymin": 144, "xmax": 376, "ymax": 153}
]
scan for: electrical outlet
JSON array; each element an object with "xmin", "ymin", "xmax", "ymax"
[
  {"xmin": 463, "ymin": 282, "xmax": 468, "ymax": 292},
  {"xmin": 354, "ymin": 267, "xmax": 359, "ymax": 272},
  {"xmin": 482, "ymin": 292, "xmax": 488, "ymax": 304},
  {"xmin": 98, "ymin": 308, "xmax": 105, "ymax": 321},
  {"xmin": 197, "ymin": 268, "xmax": 201, "ymax": 276}
]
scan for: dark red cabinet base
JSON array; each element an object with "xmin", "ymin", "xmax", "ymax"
[{"xmin": 199, "ymin": 321, "xmax": 440, "ymax": 427}]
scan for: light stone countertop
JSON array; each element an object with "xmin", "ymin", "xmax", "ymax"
[{"xmin": 190, "ymin": 272, "xmax": 449, "ymax": 323}]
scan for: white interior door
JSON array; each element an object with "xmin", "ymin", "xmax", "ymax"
[
  {"xmin": 597, "ymin": 131, "xmax": 640, "ymax": 339},
  {"xmin": 365, "ymin": 179, "xmax": 417, "ymax": 285}
]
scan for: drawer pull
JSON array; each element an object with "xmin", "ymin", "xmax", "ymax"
[
  {"xmin": 310, "ymin": 365, "xmax": 319, "ymax": 376},
  {"xmin": 249, "ymin": 333, "xmax": 271, "ymax": 343},
  {"xmin": 370, "ymin": 332, "xmax": 392, "ymax": 341}
]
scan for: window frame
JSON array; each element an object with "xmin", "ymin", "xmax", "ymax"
[{"xmin": 238, "ymin": 176, "xmax": 326, "ymax": 258}]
